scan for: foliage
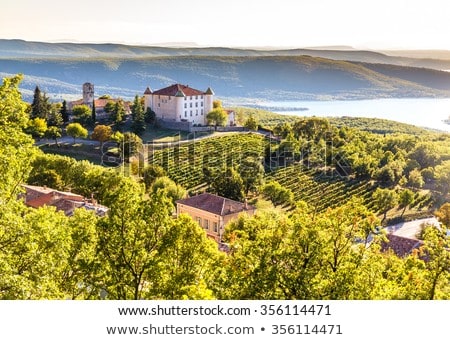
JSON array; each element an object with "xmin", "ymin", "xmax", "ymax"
[
  {"xmin": 238, "ymin": 155, "xmax": 265, "ymax": 194},
  {"xmin": 0, "ymin": 75, "xmax": 37, "ymax": 200},
  {"xmin": 262, "ymin": 180, "xmax": 294, "ymax": 207},
  {"xmin": 206, "ymin": 108, "xmax": 227, "ymax": 129},
  {"xmin": 131, "ymin": 95, "xmax": 145, "ymax": 134},
  {"xmin": 435, "ymin": 203, "xmax": 450, "ymax": 228},
  {"xmin": 142, "ymin": 165, "xmax": 166, "ymax": 191},
  {"xmin": 398, "ymin": 189, "xmax": 415, "ymax": 217},
  {"xmin": 408, "ymin": 168, "xmax": 425, "ymax": 188},
  {"xmin": 66, "ymin": 122, "xmax": 88, "ymax": 143},
  {"xmin": 60, "ymin": 100, "xmax": 69, "ymax": 123},
  {"xmin": 120, "ymin": 132, "xmax": 143, "ymax": 161},
  {"xmin": 72, "ymin": 104, "xmax": 92, "ymax": 126},
  {"xmin": 144, "ymin": 107, "xmax": 156, "ymax": 125},
  {"xmin": 151, "ymin": 176, "xmax": 187, "ymax": 205},
  {"xmin": 211, "ymin": 167, "xmax": 245, "ymax": 202},
  {"xmin": 44, "ymin": 126, "xmax": 62, "ymax": 144},
  {"xmin": 47, "ymin": 103, "xmax": 63, "ymax": 127},
  {"xmin": 91, "ymin": 124, "xmax": 112, "ymax": 147},
  {"xmin": 372, "ymin": 188, "xmax": 398, "ymax": 222},
  {"xmin": 0, "ymin": 74, "xmax": 29, "ymax": 128},
  {"xmin": 244, "ymin": 114, "xmax": 258, "ymax": 130},
  {"xmin": 26, "ymin": 117, "xmax": 48, "ymax": 139},
  {"xmin": 434, "ymin": 160, "xmax": 450, "ymax": 198},
  {"xmin": 31, "ymin": 86, "xmax": 51, "ymax": 120}
]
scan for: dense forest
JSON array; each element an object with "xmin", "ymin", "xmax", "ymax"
[{"xmin": 1, "ymin": 75, "xmax": 449, "ymax": 300}]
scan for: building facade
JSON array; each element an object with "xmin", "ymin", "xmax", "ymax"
[
  {"xmin": 176, "ymin": 193, "xmax": 256, "ymax": 243},
  {"xmin": 144, "ymin": 84, "xmax": 214, "ymax": 125}
]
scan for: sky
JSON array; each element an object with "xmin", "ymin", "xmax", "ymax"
[{"xmin": 1, "ymin": 0, "xmax": 450, "ymax": 50}]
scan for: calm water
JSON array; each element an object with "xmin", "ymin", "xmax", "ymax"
[{"xmin": 257, "ymin": 98, "xmax": 450, "ymax": 132}]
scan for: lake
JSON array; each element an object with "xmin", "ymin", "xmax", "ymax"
[{"xmin": 255, "ymin": 98, "xmax": 450, "ymax": 133}]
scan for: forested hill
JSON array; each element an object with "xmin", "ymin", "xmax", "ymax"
[{"xmin": 1, "ymin": 39, "xmax": 450, "ymax": 102}]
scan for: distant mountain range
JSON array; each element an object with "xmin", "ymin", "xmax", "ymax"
[{"xmin": 1, "ymin": 39, "xmax": 450, "ymax": 102}]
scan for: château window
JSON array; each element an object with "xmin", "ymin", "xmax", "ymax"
[
  {"xmin": 195, "ymin": 95, "xmax": 198, "ymax": 100},
  {"xmin": 201, "ymin": 109, "xmax": 204, "ymax": 115},
  {"xmin": 184, "ymin": 103, "xmax": 187, "ymax": 108},
  {"xmin": 184, "ymin": 97, "xmax": 187, "ymax": 100},
  {"xmin": 201, "ymin": 102, "xmax": 203, "ymax": 107},
  {"xmin": 201, "ymin": 95, "xmax": 203, "ymax": 99},
  {"xmin": 196, "ymin": 110, "xmax": 198, "ymax": 116},
  {"xmin": 213, "ymin": 222, "xmax": 218, "ymax": 233},
  {"xmin": 195, "ymin": 102, "xmax": 198, "ymax": 107},
  {"xmin": 190, "ymin": 103, "xmax": 192, "ymax": 108},
  {"xmin": 190, "ymin": 111, "xmax": 192, "ymax": 116},
  {"xmin": 203, "ymin": 219, "xmax": 209, "ymax": 230},
  {"xmin": 184, "ymin": 111, "xmax": 187, "ymax": 117},
  {"xmin": 196, "ymin": 217, "xmax": 202, "ymax": 225}
]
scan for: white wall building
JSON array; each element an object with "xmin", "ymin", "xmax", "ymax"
[{"xmin": 143, "ymin": 84, "xmax": 214, "ymax": 125}]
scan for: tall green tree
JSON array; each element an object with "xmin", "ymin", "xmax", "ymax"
[
  {"xmin": 96, "ymin": 182, "xmax": 173, "ymax": 299},
  {"xmin": 120, "ymin": 132, "xmax": 143, "ymax": 161},
  {"xmin": 206, "ymin": 108, "xmax": 227, "ymax": 130},
  {"xmin": 60, "ymin": 100, "xmax": 69, "ymax": 123},
  {"xmin": 238, "ymin": 155, "xmax": 265, "ymax": 194},
  {"xmin": 144, "ymin": 107, "xmax": 156, "ymax": 125},
  {"xmin": 47, "ymin": 103, "xmax": 63, "ymax": 127},
  {"xmin": 131, "ymin": 95, "xmax": 145, "ymax": 134},
  {"xmin": 72, "ymin": 104, "xmax": 92, "ymax": 126},
  {"xmin": 31, "ymin": 86, "xmax": 51, "ymax": 119},
  {"xmin": 66, "ymin": 122, "xmax": 88, "ymax": 143},
  {"xmin": 211, "ymin": 167, "xmax": 245, "ymax": 201},
  {"xmin": 398, "ymin": 189, "xmax": 415, "ymax": 217},
  {"xmin": 112, "ymin": 100, "xmax": 125, "ymax": 129},
  {"xmin": 372, "ymin": 188, "xmax": 398, "ymax": 223},
  {"xmin": 26, "ymin": 117, "xmax": 48, "ymax": 139},
  {"xmin": 45, "ymin": 126, "xmax": 62, "ymax": 145},
  {"xmin": 92, "ymin": 100, "xmax": 96, "ymax": 124},
  {"xmin": 244, "ymin": 114, "xmax": 258, "ymax": 131},
  {"xmin": 91, "ymin": 124, "xmax": 112, "ymax": 148},
  {"xmin": 0, "ymin": 75, "xmax": 36, "ymax": 200},
  {"xmin": 151, "ymin": 176, "xmax": 187, "ymax": 205}
]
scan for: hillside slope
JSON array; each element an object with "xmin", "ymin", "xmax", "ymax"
[{"xmin": 1, "ymin": 40, "xmax": 450, "ymax": 102}]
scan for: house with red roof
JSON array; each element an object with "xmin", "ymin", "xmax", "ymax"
[
  {"xmin": 176, "ymin": 193, "xmax": 256, "ymax": 243},
  {"xmin": 22, "ymin": 184, "xmax": 108, "ymax": 217},
  {"xmin": 143, "ymin": 84, "xmax": 214, "ymax": 125}
]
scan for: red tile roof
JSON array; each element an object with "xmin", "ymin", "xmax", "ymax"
[
  {"xmin": 176, "ymin": 193, "xmax": 255, "ymax": 216},
  {"xmin": 381, "ymin": 234, "xmax": 423, "ymax": 257},
  {"xmin": 22, "ymin": 185, "xmax": 107, "ymax": 216},
  {"xmin": 152, "ymin": 84, "xmax": 207, "ymax": 97}
]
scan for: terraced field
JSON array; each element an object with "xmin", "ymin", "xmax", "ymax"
[
  {"xmin": 265, "ymin": 164, "xmax": 378, "ymax": 212},
  {"xmin": 146, "ymin": 133, "xmax": 267, "ymax": 193}
]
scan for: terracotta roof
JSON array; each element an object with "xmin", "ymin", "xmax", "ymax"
[
  {"xmin": 152, "ymin": 84, "xmax": 207, "ymax": 97},
  {"xmin": 22, "ymin": 185, "xmax": 107, "ymax": 216},
  {"xmin": 381, "ymin": 234, "xmax": 423, "ymax": 257},
  {"xmin": 176, "ymin": 193, "xmax": 255, "ymax": 216}
]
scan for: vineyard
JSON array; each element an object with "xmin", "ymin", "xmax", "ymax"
[
  {"xmin": 146, "ymin": 133, "xmax": 267, "ymax": 193},
  {"xmin": 144, "ymin": 131, "xmax": 434, "ymax": 219},
  {"xmin": 145, "ymin": 132, "xmax": 378, "ymax": 212},
  {"xmin": 265, "ymin": 163, "xmax": 378, "ymax": 212}
]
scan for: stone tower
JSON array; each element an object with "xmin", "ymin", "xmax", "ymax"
[{"xmin": 82, "ymin": 82, "xmax": 94, "ymax": 105}]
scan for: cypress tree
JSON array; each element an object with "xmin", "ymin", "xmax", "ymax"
[
  {"xmin": 92, "ymin": 99, "xmax": 96, "ymax": 124},
  {"xmin": 31, "ymin": 86, "xmax": 42, "ymax": 118},
  {"xmin": 60, "ymin": 100, "xmax": 69, "ymax": 123}
]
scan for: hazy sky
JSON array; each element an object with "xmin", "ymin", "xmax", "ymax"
[{"xmin": 1, "ymin": 0, "xmax": 449, "ymax": 49}]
